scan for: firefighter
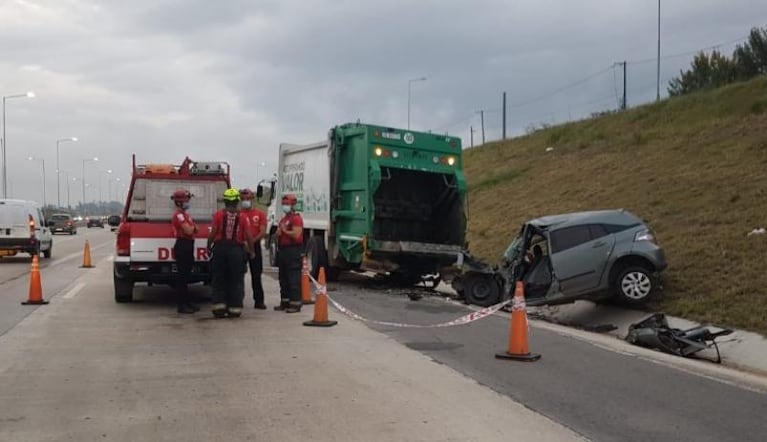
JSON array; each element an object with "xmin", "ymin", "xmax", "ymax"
[
  {"xmin": 171, "ymin": 188, "xmax": 200, "ymax": 314},
  {"xmin": 239, "ymin": 188, "xmax": 267, "ymax": 309},
  {"xmin": 275, "ymin": 194, "xmax": 304, "ymax": 313},
  {"xmin": 207, "ymin": 188, "xmax": 255, "ymax": 318}
]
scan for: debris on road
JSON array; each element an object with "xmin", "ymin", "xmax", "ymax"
[
  {"xmin": 747, "ymin": 227, "xmax": 765, "ymax": 237},
  {"xmin": 625, "ymin": 314, "xmax": 733, "ymax": 363}
]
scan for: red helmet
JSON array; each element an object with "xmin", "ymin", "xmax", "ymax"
[
  {"xmin": 239, "ymin": 188, "xmax": 255, "ymax": 200},
  {"xmin": 171, "ymin": 188, "xmax": 191, "ymax": 202},
  {"xmin": 281, "ymin": 194, "xmax": 297, "ymax": 205}
]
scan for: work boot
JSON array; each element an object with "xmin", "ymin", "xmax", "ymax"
[
  {"xmin": 274, "ymin": 299, "xmax": 289, "ymax": 311},
  {"xmin": 212, "ymin": 303, "xmax": 227, "ymax": 318},
  {"xmin": 177, "ymin": 304, "xmax": 196, "ymax": 314},
  {"xmin": 254, "ymin": 303, "xmax": 267, "ymax": 310},
  {"xmin": 227, "ymin": 307, "xmax": 243, "ymax": 318},
  {"xmin": 285, "ymin": 302, "xmax": 302, "ymax": 314}
]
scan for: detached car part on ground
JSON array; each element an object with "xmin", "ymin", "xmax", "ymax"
[{"xmin": 452, "ymin": 210, "xmax": 667, "ymax": 308}]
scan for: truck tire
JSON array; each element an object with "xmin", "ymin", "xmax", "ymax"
[
  {"xmin": 305, "ymin": 235, "xmax": 329, "ymax": 280},
  {"xmin": 464, "ymin": 273, "xmax": 501, "ymax": 307},
  {"xmin": 114, "ymin": 276, "xmax": 134, "ymax": 303}
]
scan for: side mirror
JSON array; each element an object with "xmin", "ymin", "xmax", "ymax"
[
  {"xmin": 256, "ymin": 185, "xmax": 264, "ymax": 199},
  {"xmin": 107, "ymin": 215, "xmax": 121, "ymax": 227}
]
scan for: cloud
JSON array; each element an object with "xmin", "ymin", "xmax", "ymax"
[{"xmin": 0, "ymin": 0, "xmax": 765, "ymax": 205}]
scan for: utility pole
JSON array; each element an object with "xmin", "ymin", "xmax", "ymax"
[
  {"xmin": 502, "ymin": 92, "xmax": 507, "ymax": 140},
  {"xmin": 621, "ymin": 61, "xmax": 628, "ymax": 110},
  {"xmin": 657, "ymin": 0, "xmax": 661, "ymax": 102},
  {"xmin": 476, "ymin": 110, "xmax": 485, "ymax": 145},
  {"xmin": 470, "ymin": 126, "xmax": 475, "ymax": 148}
]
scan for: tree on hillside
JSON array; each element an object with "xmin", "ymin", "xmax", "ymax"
[
  {"xmin": 733, "ymin": 27, "xmax": 767, "ymax": 78},
  {"xmin": 668, "ymin": 26, "xmax": 767, "ymax": 96},
  {"xmin": 668, "ymin": 50, "xmax": 738, "ymax": 96}
]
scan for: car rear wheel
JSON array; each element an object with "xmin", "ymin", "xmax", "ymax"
[
  {"xmin": 114, "ymin": 277, "xmax": 134, "ymax": 303},
  {"xmin": 463, "ymin": 273, "xmax": 501, "ymax": 307},
  {"xmin": 43, "ymin": 243, "xmax": 52, "ymax": 259},
  {"xmin": 613, "ymin": 266, "xmax": 655, "ymax": 306}
]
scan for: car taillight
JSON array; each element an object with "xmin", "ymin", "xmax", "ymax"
[
  {"xmin": 116, "ymin": 224, "xmax": 131, "ymax": 256},
  {"xmin": 28, "ymin": 215, "xmax": 36, "ymax": 239},
  {"xmin": 634, "ymin": 229, "xmax": 657, "ymax": 244},
  {"xmin": 66, "ymin": 220, "xmax": 73, "ymax": 226}
]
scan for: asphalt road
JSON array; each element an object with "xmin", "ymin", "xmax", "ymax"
[
  {"xmin": 0, "ymin": 226, "xmax": 116, "ymax": 337},
  {"xmin": 327, "ymin": 276, "xmax": 767, "ymax": 442}
]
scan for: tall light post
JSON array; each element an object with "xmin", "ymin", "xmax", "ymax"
[
  {"xmin": 63, "ymin": 172, "xmax": 73, "ymax": 209},
  {"xmin": 28, "ymin": 156, "xmax": 46, "ymax": 207},
  {"xmin": 82, "ymin": 157, "xmax": 98, "ymax": 211},
  {"xmin": 407, "ymin": 77, "xmax": 427, "ymax": 130},
  {"xmin": 2, "ymin": 91, "xmax": 35, "ymax": 198},
  {"xmin": 256, "ymin": 161, "xmax": 266, "ymax": 183},
  {"xmin": 56, "ymin": 137, "xmax": 77, "ymax": 208},
  {"xmin": 99, "ymin": 169, "xmax": 112, "ymax": 214},
  {"xmin": 657, "ymin": 0, "xmax": 661, "ymax": 102}
]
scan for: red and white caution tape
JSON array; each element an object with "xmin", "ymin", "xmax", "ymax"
[{"xmin": 307, "ymin": 273, "xmax": 511, "ymax": 328}]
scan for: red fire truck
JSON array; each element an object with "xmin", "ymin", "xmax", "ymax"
[{"xmin": 111, "ymin": 155, "xmax": 230, "ymax": 303}]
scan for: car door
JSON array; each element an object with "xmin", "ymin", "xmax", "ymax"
[
  {"xmin": 549, "ymin": 224, "xmax": 616, "ymax": 295},
  {"xmin": 36, "ymin": 208, "xmax": 52, "ymax": 247}
]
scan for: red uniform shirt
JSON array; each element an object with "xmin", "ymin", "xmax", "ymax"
[
  {"xmin": 278, "ymin": 212, "xmax": 303, "ymax": 247},
  {"xmin": 171, "ymin": 208, "xmax": 195, "ymax": 239},
  {"xmin": 241, "ymin": 207, "xmax": 266, "ymax": 239},
  {"xmin": 212, "ymin": 209, "xmax": 251, "ymax": 244}
]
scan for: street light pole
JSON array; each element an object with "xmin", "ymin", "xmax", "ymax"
[
  {"xmin": 407, "ymin": 77, "xmax": 427, "ymax": 130},
  {"xmin": 28, "ymin": 157, "xmax": 46, "ymax": 207},
  {"xmin": 82, "ymin": 157, "xmax": 98, "ymax": 211},
  {"xmin": 657, "ymin": 0, "xmax": 661, "ymax": 102},
  {"xmin": 2, "ymin": 91, "xmax": 35, "ymax": 199},
  {"xmin": 56, "ymin": 137, "xmax": 77, "ymax": 208}
]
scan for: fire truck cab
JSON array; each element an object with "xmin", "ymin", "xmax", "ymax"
[{"xmin": 111, "ymin": 155, "xmax": 230, "ymax": 303}]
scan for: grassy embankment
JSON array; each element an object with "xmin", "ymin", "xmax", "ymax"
[{"xmin": 464, "ymin": 76, "xmax": 767, "ymax": 334}]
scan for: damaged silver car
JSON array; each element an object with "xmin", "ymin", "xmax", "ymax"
[{"xmin": 453, "ymin": 209, "xmax": 667, "ymax": 307}]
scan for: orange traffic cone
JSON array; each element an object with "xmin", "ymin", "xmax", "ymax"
[
  {"xmin": 300, "ymin": 255, "xmax": 314, "ymax": 305},
  {"xmin": 80, "ymin": 240, "xmax": 94, "ymax": 268},
  {"xmin": 22, "ymin": 255, "xmax": 48, "ymax": 305},
  {"xmin": 495, "ymin": 281, "xmax": 540, "ymax": 361},
  {"xmin": 303, "ymin": 267, "xmax": 337, "ymax": 327}
]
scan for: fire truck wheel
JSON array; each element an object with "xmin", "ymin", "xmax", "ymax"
[{"xmin": 114, "ymin": 277, "xmax": 134, "ymax": 303}]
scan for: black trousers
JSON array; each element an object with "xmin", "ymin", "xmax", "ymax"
[
  {"xmin": 212, "ymin": 241, "xmax": 246, "ymax": 308},
  {"xmin": 277, "ymin": 245, "xmax": 302, "ymax": 304},
  {"xmin": 247, "ymin": 245, "xmax": 265, "ymax": 305},
  {"xmin": 173, "ymin": 238, "xmax": 195, "ymax": 308}
]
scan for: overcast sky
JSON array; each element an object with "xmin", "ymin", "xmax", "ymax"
[{"xmin": 0, "ymin": 0, "xmax": 764, "ymax": 206}]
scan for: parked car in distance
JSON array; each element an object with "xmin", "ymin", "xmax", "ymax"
[
  {"xmin": 0, "ymin": 199, "xmax": 53, "ymax": 258},
  {"xmin": 455, "ymin": 209, "xmax": 667, "ymax": 307},
  {"xmin": 87, "ymin": 216, "xmax": 104, "ymax": 228},
  {"xmin": 107, "ymin": 215, "xmax": 120, "ymax": 232},
  {"xmin": 48, "ymin": 213, "xmax": 77, "ymax": 235}
]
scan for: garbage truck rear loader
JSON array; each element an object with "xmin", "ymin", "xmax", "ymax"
[{"xmin": 263, "ymin": 122, "xmax": 466, "ymax": 284}]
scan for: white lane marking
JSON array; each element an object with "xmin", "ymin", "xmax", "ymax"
[
  {"xmin": 50, "ymin": 241, "xmax": 113, "ymax": 267},
  {"xmin": 62, "ymin": 282, "xmax": 86, "ymax": 299}
]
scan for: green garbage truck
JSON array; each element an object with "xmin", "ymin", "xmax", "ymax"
[{"xmin": 261, "ymin": 122, "xmax": 467, "ymax": 284}]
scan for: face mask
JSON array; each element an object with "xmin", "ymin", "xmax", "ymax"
[
  {"xmin": 181, "ymin": 202, "xmax": 190, "ymax": 210},
  {"xmin": 241, "ymin": 200, "xmax": 252, "ymax": 209},
  {"xmin": 281, "ymin": 205, "xmax": 291, "ymax": 214}
]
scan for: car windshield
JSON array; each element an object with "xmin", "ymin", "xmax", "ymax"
[{"xmin": 503, "ymin": 225, "xmax": 527, "ymax": 261}]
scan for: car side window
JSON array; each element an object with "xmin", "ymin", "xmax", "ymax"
[
  {"xmin": 589, "ymin": 224, "xmax": 609, "ymax": 240},
  {"xmin": 550, "ymin": 225, "xmax": 592, "ymax": 254}
]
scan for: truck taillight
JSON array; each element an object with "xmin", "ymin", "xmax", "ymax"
[{"xmin": 116, "ymin": 224, "xmax": 131, "ymax": 256}]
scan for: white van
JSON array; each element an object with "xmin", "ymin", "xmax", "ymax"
[{"xmin": 0, "ymin": 199, "xmax": 53, "ymax": 258}]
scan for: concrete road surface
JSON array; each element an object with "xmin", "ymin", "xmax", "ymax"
[
  {"xmin": 0, "ymin": 246, "xmax": 582, "ymax": 441},
  {"xmin": 326, "ymin": 278, "xmax": 767, "ymax": 442}
]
